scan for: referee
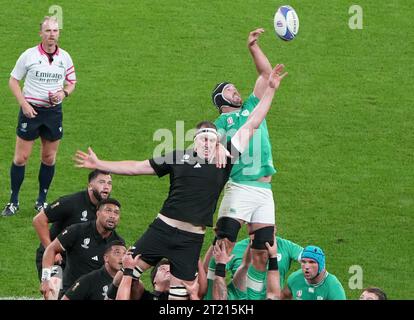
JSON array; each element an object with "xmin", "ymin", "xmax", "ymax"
[
  {"xmin": 75, "ymin": 64, "xmax": 287, "ymax": 299},
  {"xmin": 2, "ymin": 16, "xmax": 76, "ymax": 216},
  {"xmin": 33, "ymin": 169, "xmax": 112, "ymax": 280},
  {"xmin": 41, "ymin": 198, "xmax": 124, "ymax": 299}
]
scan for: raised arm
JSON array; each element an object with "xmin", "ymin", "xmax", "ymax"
[
  {"xmin": 265, "ymin": 241, "xmax": 281, "ymax": 300},
  {"xmin": 232, "ymin": 242, "xmax": 252, "ymax": 291},
  {"xmin": 116, "ymin": 253, "xmax": 142, "ymax": 300},
  {"xmin": 75, "ymin": 147, "xmax": 155, "ymax": 175},
  {"xmin": 212, "ymin": 242, "xmax": 234, "ymax": 300},
  {"xmin": 232, "ymin": 64, "xmax": 288, "ymax": 153},
  {"xmin": 248, "ymin": 28, "xmax": 273, "ymax": 99}
]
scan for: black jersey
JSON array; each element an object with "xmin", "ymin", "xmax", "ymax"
[
  {"xmin": 57, "ymin": 220, "xmax": 123, "ymax": 293},
  {"xmin": 64, "ymin": 266, "xmax": 113, "ymax": 300},
  {"xmin": 149, "ymin": 141, "xmax": 239, "ymax": 227},
  {"xmin": 45, "ymin": 190, "xmax": 97, "ymax": 241}
]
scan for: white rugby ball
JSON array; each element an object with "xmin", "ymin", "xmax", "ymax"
[{"xmin": 274, "ymin": 5, "xmax": 299, "ymax": 41}]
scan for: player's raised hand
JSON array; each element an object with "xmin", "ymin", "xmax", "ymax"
[
  {"xmin": 269, "ymin": 64, "xmax": 288, "ymax": 90},
  {"xmin": 215, "ymin": 143, "xmax": 233, "ymax": 168},
  {"xmin": 248, "ymin": 28, "xmax": 265, "ymax": 47},
  {"xmin": 74, "ymin": 147, "xmax": 99, "ymax": 169}
]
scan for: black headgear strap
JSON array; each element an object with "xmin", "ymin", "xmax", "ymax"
[{"xmin": 211, "ymin": 82, "xmax": 241, "ymax": 112}]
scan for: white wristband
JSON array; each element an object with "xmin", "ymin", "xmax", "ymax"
[{"xmin": 41, "ymin": 268, "xmax": 52, "ymax": 281}]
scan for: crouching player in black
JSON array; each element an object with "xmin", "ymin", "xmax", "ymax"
[
  {"xmin": 62, "ymin": 240, "xmax": 126, "ymax": 300},
  {"xmin": 40, "ymin": 198, "xmax": 124, "ymax": 299}
]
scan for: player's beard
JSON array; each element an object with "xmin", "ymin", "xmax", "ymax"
[{"xmin": 92, "ymin": 189, "xmax": 110, "ymax": 202}]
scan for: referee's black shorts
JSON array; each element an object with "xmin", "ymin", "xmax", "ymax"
[
  {"xmin": 132, "ymin": 218, "xmax": 204, "ymax": 281},
  {"xmin": 16, "ymin": 103, "xmax": 63, "ymax": 141}
]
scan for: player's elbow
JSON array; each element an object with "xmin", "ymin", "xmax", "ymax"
[
  {"xmin": 33, "ymin": 211, "xmax": 48, "ymax": 230},
  {"xmin": 9, "ymin": 77, "xmax": 19, "ymax": 89}
]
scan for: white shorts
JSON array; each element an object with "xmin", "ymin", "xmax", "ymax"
[{"xmin": 218, "ymin": 182, "xmax": 276, "ymax": 224}]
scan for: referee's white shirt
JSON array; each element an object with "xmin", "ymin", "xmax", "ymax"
[{"xmin": 11, "ymin": 44, "xmax": 76, "ymax": 107}]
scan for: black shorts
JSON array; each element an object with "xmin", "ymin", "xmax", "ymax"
[
  {"xmin": 16, "ymin": 104, "xmax": 63, "ymax": 141},
  {"xmin": 133, "ymin": 218, "xmax": 204, "ymax": 281}
]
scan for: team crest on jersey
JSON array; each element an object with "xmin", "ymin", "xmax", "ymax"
[
  {"xmin": 81, "ymin": 238, "xmax": 90, "ymax": 249},
  {"xmin": 80, "ymin": 210, "xmax": 88, "ymax": 221},
  {"xmin": 241, "ymin": 110, "xmax": 250, "ymax": 117},
  {"xmin": 181, "ymin": 154, "xmax": 190, "ymax": 163},
  {"xmin": 296, "ymin": 290, "xmax": 302, "ymax": 298},
  {"xmin": 277, "ymin": 253, "xmax": 282, "ymax": 261},
  {"xmin": 102, "ymin": 285, "xmax": 108, "ymax": 297},
  {"xmin": 227, "ymin": 117, "xmax": 234, "ymax": 125}
]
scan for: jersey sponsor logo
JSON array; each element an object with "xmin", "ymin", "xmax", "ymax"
[
  {"xmin": 91, "ymin": 255, "xmax": 98, "ymax": 261},
  {"xmin": 194, "ymin": 163, "xmax": 201, "ymax": 168},
  {"xmin": 80, "ymin": 210, "xmax": 88, "ymax": 221},
  {"xmin": 241, "ymin": 110, "xmax": 250, "ymax": 117},
  {"xmin": 51, "ymin": 201, "xmax": 60, "ymax": 209},
  {"xmin": 81, "ymin": 238, "xmax": 90, "ymax": 249}
]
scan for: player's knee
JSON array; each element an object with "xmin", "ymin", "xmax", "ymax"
[
  {"xmin": 251, "ymin": 226, "xmax": 274, "ymax": 250},
  {"xmin": 13, "ymin": 154, "xmax": 29, "ymax": 166},
  {"xmin": 169, "ymin": 286, "xmax": 188, "ymax": 300},
  {"xmin": 41, "ymin": 153, "xmax": 56, "ymax": 166},
  {"xmin": 215, "ymin": 217, "xmax": 241, "ymax": 243}
]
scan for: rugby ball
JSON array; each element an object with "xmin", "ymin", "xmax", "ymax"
[{"xmin": 274, "ymin": 5, "xmax": 299, "ymax": 41}]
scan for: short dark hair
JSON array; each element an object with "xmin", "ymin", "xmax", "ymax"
[
  {"xmin": 97, "ymin": 198, "xmax": 121, "ymax": 210},
  {"xmin": 88, "ymin": 169, "xmax": 111, "ymax": 183},
  {"xmin": 362, "ymin": 287, "xmax": 387, "ymax": 300},
  {"xmin": 196, "ymin": 121, "xmax": 217, "ymax": 131},
  {"xmin": 104, "ymin": 240, "xmax": 126, "ymax": 255},
  {"xmin": 150, "ymin": 259, "xmax": 170, "ymax": 285}
]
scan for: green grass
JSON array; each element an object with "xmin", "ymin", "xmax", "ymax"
[{"xmin": 0, "ymin": 0, "xmax": 412, "ymax": 299}]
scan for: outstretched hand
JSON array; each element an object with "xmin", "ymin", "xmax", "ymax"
[
  {"xmin": 248, "ymin": 28, "xmax": 265, "ymax": 47},
  {"xmin": 74, "ymin": 147, "xmax": 99, "ymax": 169},
  {"xmin": 269, "ymin": 64, "xmax": 288, "ymax": 90}
]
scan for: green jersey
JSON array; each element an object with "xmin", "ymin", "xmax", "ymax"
[
  {"xmin": 204, "ymin": 237, "xmax": 303, "ymax": 300},
  {"xmin": 287, "ymin": 269, "xmax": 347, "ymax": 300},
  {"xmin": 214, "ymin": 94, "xmax": 276, "ymax": 184}
]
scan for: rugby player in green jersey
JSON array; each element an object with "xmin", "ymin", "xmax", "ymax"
[
  {"xmin": 211, "ymin": 28, "xmax": 288, "ymax": 298},
  {"xmin": 281, "ymin": 245, "xmax": 346, "ymax": 300}
]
